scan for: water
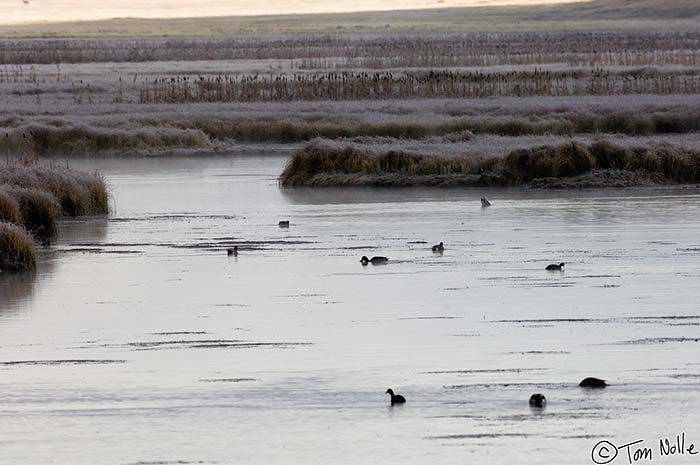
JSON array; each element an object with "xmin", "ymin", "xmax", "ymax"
[{"xmin": 2, "ymin": 154, "xmax": 700, "ymax": 465}]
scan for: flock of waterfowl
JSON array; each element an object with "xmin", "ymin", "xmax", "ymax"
[
  {"xmin": 225, "ymin": 196, "xmax": 605, "ymax": 408},
  {"xmin": 389, "ymin": 377, "xmax": 607, "ymax": 408}
]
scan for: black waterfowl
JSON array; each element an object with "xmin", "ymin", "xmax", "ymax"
[
  {"xmin": 529, "ymin": 393, "xmax": 547, "ymax": 408},
  {"xmin": 432, "ymin": 242, "xmax": 444, "ymax": 252},
  {"xmin": 278, "ymin": 220, "xmax": 290, "ymax": 227},
  {"xmin": 481, "ymin": 197, "xmax": 491, "ymax": 207},
  {"xmin": 546, "ymin": 262, "xmax": 565, "ymax": 271},
  {"xmin": 227, "ymin": 246, "xmax": 238, "ymax": 256},
  {"xmin": 361, "ymin": 256, "xmax": 388, "ymax": 265},
  {"xmin": 579, "ymin": 377, "xmax": 607, "ymax": 389},
  {"xmin": 386, "ymin": 388, "xmax": 406, "ymax": 404}
]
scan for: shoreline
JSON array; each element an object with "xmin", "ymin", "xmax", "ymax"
[{"xmin": 278, "ymin": 169, "xmax": 685, "ymax": 190}]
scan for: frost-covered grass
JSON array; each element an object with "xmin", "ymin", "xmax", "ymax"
[
  {"xmin": 0, "ymin": 221, "xmax": 36, "ymax": 272},
  {"xmin": 0, "ymin": 161, "xmax": 109, "ymax": 248},
  {"xmin": 0, "ymin": 186, "xmax": 59, "ymax": 243},
  {"xmin": 138, "ymin": 68, "xmax": 700, "ymax": 103},
  {"xmin": 280, "ymin": 139, "xmax": 700, "ymax": 187},
  {"xmin": 1, "ymin": 26, "xmax": 700, "ymax": 179},
  {"xmin": 4, "ymin": 95, "xmax": 700, "ymax": 155}
]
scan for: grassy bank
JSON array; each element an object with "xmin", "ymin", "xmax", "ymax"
[
  {"xmin": 0, "ymin": 124, "xmax": 211, "ymax": 157},
  {"xmin": 0, "ymin": 161, "xmax": 109, "ymax": 271},
  {"xmin": 216, "ymin": 111, "xmax": 700, "ymax": 143},
  {"xmin": 3, "ymin": 111, "xmax": 700, "ymax": 155},
  {"xmin": 280, "ymin": 140, "xmax": 700, "ymax": 188}
]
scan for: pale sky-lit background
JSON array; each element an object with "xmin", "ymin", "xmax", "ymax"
[{"xmin": 2, "ymin": 0, "xmax": 580, "ymax": 25}]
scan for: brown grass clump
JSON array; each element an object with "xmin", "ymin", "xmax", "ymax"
[
  {"xmin": 280, "ymin": 141, "xmax": 492, "ymax": 186},
  {"xmin": 0, "ymin": 160, "xmax": 109, "ymax": 250},
  {"xmin": 502, "ymin": 142, "xmax": 596, "ymax": 183},
  {"xmin": 0, "ymin": 190, "xmax": 22, "ymax": 225},
  {"xmin": 0, "ymin": 221, "xmax": 36, "ymax": 271},
  {"xmin": 1, "ymin": 186, "xmax": 59, "ymax": 243},
  {"xmin": 0, "ymin": 163, "xmax": 109, "ymax": 216},
  {"xmin": 281, "ymin": 140, "xmax": 700, "ymax": 187}
]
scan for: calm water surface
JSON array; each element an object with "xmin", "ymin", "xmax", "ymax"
[{"xmin": 1, "ymin": 155, "xmax": 700, "ymax": 465}]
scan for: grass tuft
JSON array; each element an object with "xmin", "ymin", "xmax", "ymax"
[
  {"xmin": 0, "ymin": 160, "xmax": 110, "ymax": 249},
  {"xmin": 0, "ymin": 221, "xmax": 36, "ymax": 272},
  {"xmin": 0, "ymin": 190, "xmax": 22, "ymax": 225},
  {"xmin": 1, "ymin": 186, "xmax": 59, "ymax": 244}
]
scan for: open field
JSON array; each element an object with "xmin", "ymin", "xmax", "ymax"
[{"xmin": 1, "ymin": 0, "xmax": 698, "ymax": 37}]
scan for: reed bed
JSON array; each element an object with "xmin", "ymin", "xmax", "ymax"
[
  {"xmin": 139, "ymin": 69, "xmax": 700, "ymax": 104},
  {"xmin": 0, "ymin": 221, "xmax": 36, "ymax": 272},
  {"xmin": 2, "ymin": 32, "xmax": 699, "ymax": 67},
  {"xmin": 280, "ymin": 140, "xmax": 700, "ymax": 187},
  {"xmin": 196, "ymin": 111, "xmax": 700, "ymax": 143}
]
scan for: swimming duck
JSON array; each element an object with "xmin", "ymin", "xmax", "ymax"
[
  {"xmin": 579, "ymin": 377, "xmax": 607, "ymax": 389},
  {"xmin": 227, "ymin": 246, "xmax": 238, "ymax": 256},
  {"xmin": 386, "ymin": 388, "xmax": 406, "ymax": 404},
  {"xmin": 278, "ymin": 220, "xmax": 290, "ymax": 227},
  {"xmin": 481, "ymin": 197, "xmax": 491, "ymax": 207},
  {"xmin": 529, "ymin": 393, "xmax": 547, "ymax": 408},
  {"xmin": 546, "ymin": 263, "xmax": 565, "ymax": 271},
  {"xmin": 432, "ymin": 242, "xmax": 444, "ymax": 252},
  {"xmin": 361, "ymin": 256, "xmax": 389, "ymax": 265}
]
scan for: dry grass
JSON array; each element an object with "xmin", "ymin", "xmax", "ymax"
[
  {"xmin": 0, "ymin": 186, "xmax": 59, "ymax": 243},
  {"xmin": 0, "ymin": 189, "xmax": 22, "ymax": 225},
  {"xmin": 138, "ymin": 69, "xmax": 700, "ymax": 104},
  {"xmin": 0, "ymin": 163, "xmax": 109, "ymax": 216},
  {"xmin": 0, "ymin": 221, "xmax": 36, "ymax": 271},
  {"xmin": 280, "ymin": 139, "xmax": 700, "ymax": 187},
  {"xmin": 211, "ymin": 111, "xmax": 700, "ymax": 143},
  {"xmin": 0, "ymin": 161, "xmax": 109, "ymax": 245},
  {"xmin": 0, "ymin": 124, "xmax": 211, "ymax": 156},
  {"xmin": 3, "ymin": 111, "xmax": 700, "ymax": 152}
]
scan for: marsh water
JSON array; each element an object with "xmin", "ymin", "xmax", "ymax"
[{"xmin": 2, "ymin": 154, "xmax": 700, "ymax": 465}]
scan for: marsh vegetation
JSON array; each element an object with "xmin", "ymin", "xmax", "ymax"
[
  {"xmin": 280, "ymin": 139, "xmax": 700, "ymax": 187},
  {"xmin": 0, "ymin": 160, "xmax": 108, "ymax": 271},
  {"xmin": 0, "ymin": 2, "xmax": 698, "ymax": 185}
]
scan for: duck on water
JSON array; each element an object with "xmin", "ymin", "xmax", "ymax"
[
  {"xmin": 580, "ymin": 377, "xmax": 607, "ymax": 388},
  {"xmin": 546, "ymin": 262, "xmax": 565, "ymax": 271},
  {"xmin": 432, "ymin": 242, "xmax": 444, "ymax": 252},
  {"xmin": 361, "ymin": 256, "xmax": 389, "ymax": 265},
  {"xmin": 386, "ymin": 388, "xmax": 406, "ymax": 404},
  {"xmin": 529, "ymin": 393, "xmax": 546, "ymax": 408}
]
